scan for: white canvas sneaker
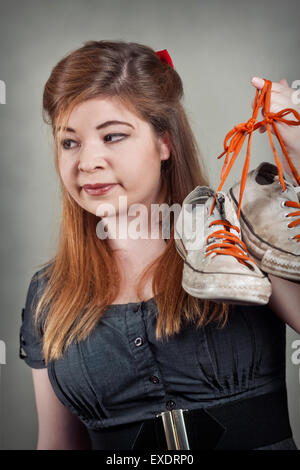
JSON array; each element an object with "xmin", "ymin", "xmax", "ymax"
[
  {"xmin": 228, "ymin": 162, "xmax": 300, "ymax": 281},
  {"xmin": 174, "ymin": 186, "xmax": 272, "ymax": 305}
]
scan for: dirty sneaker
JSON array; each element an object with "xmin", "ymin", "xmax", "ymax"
[
  {"xmin": 174, "ymin": 186, "xmax": 272, "ymax": 305},
  {"xmin": 228, "ymin": 162, "xmax": 300, "ymax": 281}
]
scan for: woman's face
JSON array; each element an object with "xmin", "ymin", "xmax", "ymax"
[{"xmin": 58, "ymin": 96, "xmax": 171, "ymax": 223}]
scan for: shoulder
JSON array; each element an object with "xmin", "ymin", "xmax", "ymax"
[
  {"xmin": 33, "ymin": 262, "xmax": 54, "ymax": 289},
  {"xmin": 30, "ymin": 262, "xmax": 54, "ymax": 297}
]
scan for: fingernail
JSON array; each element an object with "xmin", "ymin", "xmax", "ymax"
[{"xmin": 252, "ymin": 77, "xmax": 264, "ymax": 87}]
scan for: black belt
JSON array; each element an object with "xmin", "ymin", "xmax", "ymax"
[{"xmin": 88, "ymin": 388, "xmax": 293, "ymax": 450}]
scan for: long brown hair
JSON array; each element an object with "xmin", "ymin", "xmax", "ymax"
[{"xmin": 34, "ymin": 40, "xmax": 229, "ymax": 365}]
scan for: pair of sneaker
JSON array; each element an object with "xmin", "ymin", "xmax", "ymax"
[{"xmin": 174, "ymin": 162, "xmax": 300, "ymax": 305}]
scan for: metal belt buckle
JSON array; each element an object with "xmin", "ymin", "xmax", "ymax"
[{"xmin": 156, "ymin": 409, "xmax": 190, "ymax": 450}]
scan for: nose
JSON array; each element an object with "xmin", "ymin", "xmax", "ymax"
[{"xmin": 78, "ymin": 141, "xmax": 109, "ymax": 172}]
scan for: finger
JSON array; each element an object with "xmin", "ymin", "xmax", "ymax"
[
  {"xmin": 278, "ymin": 78, "xmax": 289, "ymax": 87},
  {"xmin": 251, "ymin": 76, "xmax": 289, "ymax": 94},
  {"xmin": 270, "ymin": 80, "xmax": 289, "ymax": 93},
  {"xmin": 251, "ymin": 77, "xmax": 265, "ymax": 89}
]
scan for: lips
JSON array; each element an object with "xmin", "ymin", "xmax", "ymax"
[
  {"xmin": 82, "ymin": 183, "xmax": 117, "ymax": 189},
  {"xmin": 82, "ymin": 183, "xmax": 118, "ymax": 196}
]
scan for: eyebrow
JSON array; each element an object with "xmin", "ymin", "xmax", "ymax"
[{"xmin": 59, "ymin": 120, "xmax": 135, "ymax": 133}]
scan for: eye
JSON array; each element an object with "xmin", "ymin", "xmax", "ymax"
[
  {"xmin": 61, "ymin": 139, "xmax": 78, "ymax": 150},
  {"xmin": 104, "ymin": 133, "xmax": 127, "ymax": 143},
  {"xmin": 61, "ymin": 133, "xmax": 127, "ymax": 150}
]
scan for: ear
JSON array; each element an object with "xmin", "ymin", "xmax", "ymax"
[{"xmin": 158, "ymin": 131, "xmax": 172, "ymax": 162}]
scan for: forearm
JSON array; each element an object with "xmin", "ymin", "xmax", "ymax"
[{"xmin": 268, "ymin": 274, "xmax": 300, "ymax": 333}]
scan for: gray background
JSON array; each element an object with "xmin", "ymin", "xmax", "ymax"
[{"xmin": 0, "ymin": 0, "xmax": 299, "ymax": 450}]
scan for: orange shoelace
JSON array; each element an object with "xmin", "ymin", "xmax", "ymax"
[
  {"xmin": 210, "ymin": 78, "xmax": 300, "ymax": 218},
  {"xmin": 206, "ymin": 79, "xmax": 300, "ymax": 258},
  {"xmin": 205, "ymin": 219, "xmax": 256, "ymax": 267},
  {"xmin": 285, "ymin": 191, "xmax": 300, "ymax": 242},
  {"xmin": 204, "ymin": 193, "xmax": 258, "ymax": 266}
]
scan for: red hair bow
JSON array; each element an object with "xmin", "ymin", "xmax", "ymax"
[{"xmin": 155, "ymin": 49, "xmax": 174, "ymax": 68}]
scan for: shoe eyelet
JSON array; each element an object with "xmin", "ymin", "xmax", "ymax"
[
  {"xmin": 279, "ymin": 199, "xmax": 287, "ymax": 208},
  {"xmin": 288, "ymin": 235, "xmax": 296, "ymax": 241},
  {"xmin": 286, "ymin": 224, "xmax": 294, "ymax": 230},
  {"xmin": 283, "ymin": 212, "xmax": 290, "ymax": 218}
]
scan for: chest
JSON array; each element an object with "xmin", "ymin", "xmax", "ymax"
[
  {"xmin": 48, "ymin": 303, "xmax": 286, "ymax": 429},
  {"xmin": 111, "ymin": 275, "xmax": 154, "ymax": 304},
  {"xmin": 111, "ymin": 255, "xmax": 156, "ymax": 305}
]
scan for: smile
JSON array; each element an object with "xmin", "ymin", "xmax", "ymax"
[{"xmin": 83, "ymin": 184, "xmax": 118, "ymax": 196}]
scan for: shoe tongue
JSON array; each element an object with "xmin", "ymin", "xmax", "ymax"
[
  {"xmin": 182, "ymin": 185, "xmax": 240, "ymax": 231},
  {"xmin": 206, "ymin": 191, "xmax": 240, "ymax": 242},
  {"xmin": 185, "ymin": 186, "xmax": 215, "ymax": 206},
  {"xmin": 216, "ymin": 191, "xmax": 240, "ymax": 229},
  {"xmin": 179, "ymin": 186, "xmax": 242, "ymax": 252}
]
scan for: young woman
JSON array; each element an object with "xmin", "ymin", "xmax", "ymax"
[{"xmin": 19, "ymin": 40, "xmax": 299, "ymax": 450}]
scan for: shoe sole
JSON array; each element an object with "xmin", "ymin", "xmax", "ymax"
[
  {"xmin": 182, "ymin": 261, "xmax": 271, "ymax": 305},
  {"xmin": 175, "ymin": 215, "xmax": 271, "ymax": 305},
  {"xmin": 228, "ymin": 189, "xmax": 300, "ymax": 281}
]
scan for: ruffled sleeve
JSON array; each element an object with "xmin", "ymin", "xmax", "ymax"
[{"xmin": 19, "ymin": 271, "xmax": 47, "ymax": 369}]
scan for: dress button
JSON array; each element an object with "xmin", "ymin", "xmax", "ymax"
[
  {"xmin": 133, "ymin": 305, "xmax": 139, "ymax": 312},
  {"xmin": 166, "ymin": 400, "xmax": 176, "ymax": 410},
  {"xmin": 134, "ymin": 337, "xmax": 143, "ymax": 347},
  {"xmin": 149, "ymin": 375, "xmax": 160, "ymax": 384}
]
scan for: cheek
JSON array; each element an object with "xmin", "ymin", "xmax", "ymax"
[
  {"xmin": 124, "ymin": 146, "xmax": 161, "ymax": 186},
  {"xmin": 59, "ymin": 158, "xmax": 76, "ymax": 191}
]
